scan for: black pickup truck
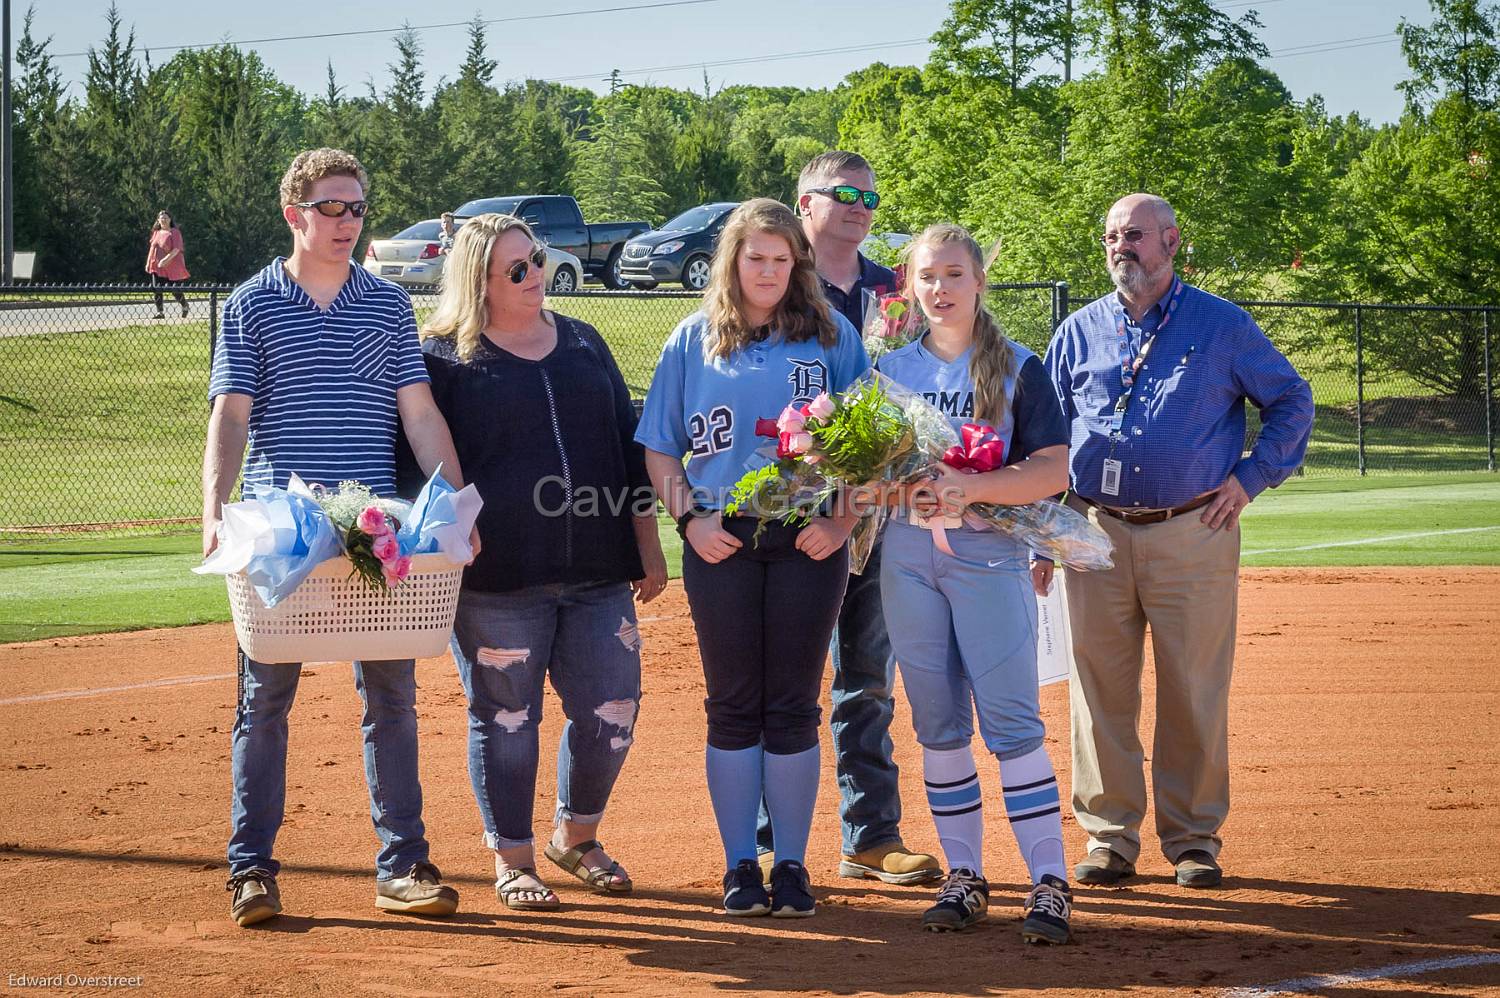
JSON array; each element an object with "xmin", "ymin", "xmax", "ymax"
[{"xmin": 452, "ymin": 194, "xmax": 650, "ymax": 289}]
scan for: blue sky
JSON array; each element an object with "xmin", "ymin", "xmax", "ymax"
[{"xmin": 36, "ymin": 0, "xmax": 1431, "ymax": 123}]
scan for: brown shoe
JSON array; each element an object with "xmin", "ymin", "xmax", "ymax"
[
  {"xmin": 227, "ymin": 868, "xmax": 281, "ymax": 927},
  {"xmin": 1074, "ymin": 847, "xmax": 1135, "ymax": 885},
  {"xmin": 1174, "ymin": 849, "xmax": 1222, "ymax": 888},
  {"xmin": 375, "ymin": 860, "xmax": 459, "ymax": 916},
  {"xmin": 839, "ymin": 842, "xmax": 943, "ymax": 885}
]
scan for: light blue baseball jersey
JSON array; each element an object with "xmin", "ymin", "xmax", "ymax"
[
  {"xmin": 875, "ymin": 335, "xmax": 1067, "ymax": 468},
  {"xmin": 636, "ymin": 310, "xmax": 871, "ymax": 510}
]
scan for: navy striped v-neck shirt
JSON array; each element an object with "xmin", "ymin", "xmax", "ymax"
[{"xmin": 208, "ymin": 258, "xmax": 429, "ymax": 496}]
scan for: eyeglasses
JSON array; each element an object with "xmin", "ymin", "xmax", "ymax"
[
  {"xmin": 1099, "ymin": 228, "xmax": 1159, "ymax": 247},
  {"xmin": 295, "ymin": 199, "xmax": 369, "ymax": 218},
  {"xmin": 507, "ymin": 247, "xmax": 548, "ymax": 284},
  {"xmin": 809, "ymin": 185, "xmax": 881, "ymax": 210}
]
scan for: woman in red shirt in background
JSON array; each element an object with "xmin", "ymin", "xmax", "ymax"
[{"xmin": 146, "ymin": 210, "xmax": 190, "ymax": 319}]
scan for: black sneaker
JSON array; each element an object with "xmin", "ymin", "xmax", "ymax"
[
  {"xmin": 722, "ymin": 859, "xmax": 771, "ymax": 917},
  {"xmin": 226, "ymin": 868, "xmax": 281, "ymax": 927},
  {"xmin": 1021, "ymin": 874, "xmax": 1073, "ymax": 945},
  {"xmin": 921, "ymin": 868, "xmax": 989, "ymax": 932},
  {"xmin": 768, "ymin": 860, "xmax": 816, "ymax": 918}
]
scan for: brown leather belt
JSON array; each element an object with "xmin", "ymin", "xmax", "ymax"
[{"xmin": 1079, "ymin": 492, "xmax": 1215, "ymax": 525}]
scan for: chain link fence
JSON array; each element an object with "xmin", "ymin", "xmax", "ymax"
[{"xmin": 0, "ymin": 282, "xmax": 1494, "ymax": 537}]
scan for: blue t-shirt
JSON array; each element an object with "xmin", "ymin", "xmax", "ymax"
[
  {"xmin": 635, "ymin": 310, "xmax": 871, "ymax": 509},
  {"xmin": 207, "ymin": 258, "xmax": 429, "ymax": 496},
  {"xmin": 876, "ymin": 335, "xmax": 1068, "ymax": 468}
]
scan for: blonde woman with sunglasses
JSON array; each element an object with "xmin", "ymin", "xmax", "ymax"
[{"xmin": 413, "ymin": 212, "xmax": 667, "ymax": 912}]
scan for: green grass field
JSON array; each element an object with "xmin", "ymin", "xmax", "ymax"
[
  {"xmin": 2, "ymin": 293, "xmax": 1495, "ymax": 530},
  {"xmin": 2, "ymin": 474, "xmax": 1495, "ymax": 644}
]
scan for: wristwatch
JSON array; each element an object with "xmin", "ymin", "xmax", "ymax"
[{"xmin": 675, "ymin": 507, "xmax": 708, "ymax": 539}]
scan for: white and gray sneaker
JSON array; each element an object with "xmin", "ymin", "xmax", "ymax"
[
  {"xmin": 1021, "ymin": 874, "xmax": 1073, "ymax": 944},
  {"xmin": 921, "ymin": 867, "xmax": 989, "ymax": 932}
]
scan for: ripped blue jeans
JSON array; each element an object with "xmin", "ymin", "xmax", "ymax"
[{"xmin": 450, "ymin": 582, "xmax": 642, "ymax": 849}]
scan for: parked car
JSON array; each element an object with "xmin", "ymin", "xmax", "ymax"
[
  {"xmin": 451, "ymin": 195, "xmax": 648, "ymax": 289},
  {"xmin": 362, "ymin": 218, "xmax": 583, "ymax": 293},
  {"xmin": 619, "ymin": 202, "xmax": 738, "ymax": 291}
]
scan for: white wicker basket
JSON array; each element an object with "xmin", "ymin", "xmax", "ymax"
[{"xmin": 227, "ymin": 553, "xmax": 463, "ymax": 664}]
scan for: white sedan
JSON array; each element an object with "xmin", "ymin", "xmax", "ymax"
[{"xmin": 363, "ymin": 219, "xmax": 583, "ymax": 293}]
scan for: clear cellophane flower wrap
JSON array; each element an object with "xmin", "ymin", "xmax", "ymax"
[
  {"xmin": 861, "ymin": 283, "xmax": 924, "ymax": 364},
  {"xmin": 725, "ymin": 373, "xmax": 1114, "ymax": 573}
]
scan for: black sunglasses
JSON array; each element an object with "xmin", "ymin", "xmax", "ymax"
[
  {"xmin": 507, "ymin": 247, "xmax": 548, "ymax": 284},
  {"xmin": 295, "ymin": 199, "xmax": 369, "ymax": 218},
  {"xmin": 809, "ymin": 185, "xmax": 880, "ymax": 210}
]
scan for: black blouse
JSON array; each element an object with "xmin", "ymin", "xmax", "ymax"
[{"xmin": 398, "ymin": 313, "xmax": 653, "ymax": 593}]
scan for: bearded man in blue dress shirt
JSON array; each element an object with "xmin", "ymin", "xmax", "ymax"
[{"xmin": 1042, "ymin": 193, "xmax": 1314, "ymax": 889}]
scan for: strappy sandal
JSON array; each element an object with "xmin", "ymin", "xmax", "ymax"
[
  {"xmin": 494, "ymin": 867, "xmax": 560, "ymax": 911},
  {"xmin": 543, "ymin": 838, "xmax": 633, "ymax": 894}
]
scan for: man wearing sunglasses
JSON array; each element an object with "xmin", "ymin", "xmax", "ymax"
[
  {"xmin": 204, "ymin": 147, "xmax": 473, "ymax": 927},
  {"xmin": 751, "ymin": 152, "xmax": 942, "ymax": 889},
  {"xmin": 1043, "ymin": 193, "xmax": 1313, "ymax": 891}
]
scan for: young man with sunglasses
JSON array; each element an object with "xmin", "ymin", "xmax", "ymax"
[
  {"xmin": 751, "ymin": 151, "xmax": 943, "ymax": 888},
  {"xmin": 1043, "ymin": 193, "xmax": 1313, "ymax": 891},
  {"xmin": 204, "ymin": 147, "xmax": 473, "ymax": 927}
]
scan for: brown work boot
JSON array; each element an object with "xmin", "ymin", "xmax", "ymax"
[
  {"xmin": 375, "ymin": 860, "xmax": 460, "ymax": 916},
  {"xmin": 839, "ymin": 842, "xmax": 943, "ymax": 885},
  {"xmin": 1074, "ymin": 847, "xmax": 1135, "ymax": 886},
  {"xmin": 1174, "ymin": 849, "xmax": 1223, "ymax": 888},
  {"xmin": 227, "ymin": 868, "xmax": 281, "ymax": 927}
]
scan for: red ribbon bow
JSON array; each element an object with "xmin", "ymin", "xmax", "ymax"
[{"xmin": 941, "ymin": 423, "xmax": 1005, "ymax": 473}]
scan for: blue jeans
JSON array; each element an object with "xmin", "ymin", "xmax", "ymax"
[
  {"xmin": 227, "ymin": 650, "xmax": 430, "ymax": 880},
  {"xmin": 450, "ymin": 582, "xmax": 642, "ymax": 849},
  {"xmin": 756, "ymin": 540, "xmax": 903, "ymax": 857}
]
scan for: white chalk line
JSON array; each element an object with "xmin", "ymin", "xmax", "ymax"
[
  {"xmin": 1222, "ymin": 951, "xmax": 1500, "ymax": 997},
  {"xmin": 0, "ymin": 616, "xmax": 691, "ymax": 707},
  {"xmin": 1243, "ymin": 525, "xmax": 1500, "ymax": 556},
  {"xmin": 0, "ymin": 673, "xmax": 233, "ymax": 706}
]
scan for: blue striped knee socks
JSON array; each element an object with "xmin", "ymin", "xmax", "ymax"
[
  {"xmin": 922, "ymin": 745, "xmax": 984, "ymax": 874},
  {"xmin": 999, "ymin": 745, "xmax": 1068, "ymax": 885}
]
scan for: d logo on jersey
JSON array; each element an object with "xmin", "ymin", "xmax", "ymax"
[{"xmin": 786, "ymin": 359, "xmax": 828, "ymax": 405}]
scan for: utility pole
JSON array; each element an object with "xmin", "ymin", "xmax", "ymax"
[{"xmin": 1, "ymin": 0, "xmax": 12, "ymax": 284}]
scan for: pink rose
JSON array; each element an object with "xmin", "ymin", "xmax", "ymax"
[
  {"xmin": 382, "ymin": 555, "xmax": 412, "ymax": 586},
  {"xmin": 372, "ymin": 533, "xmax": 399, "ymax": 563},
  {"xmin": 806, "ymin": 393, "xmax": 835, "ymax": 420},
  {"xmin": 776, "ymin": 404, "xmax": 806, "ymax": 434},
  {"xmin": 804, "ymin": 452, "xmax": 823, "ymax": 465},
  {"xmin": 357, "ymin": 506, "xmax": 389, "ymax": 536},
  {"xmin": 787, "ymin": 430, "xmax": 813, "ymax": 455}
]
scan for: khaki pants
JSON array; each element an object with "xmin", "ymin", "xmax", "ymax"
[{"xmin": 1064, "ymin": 496, "xmax": 1239, "ymax": 864}]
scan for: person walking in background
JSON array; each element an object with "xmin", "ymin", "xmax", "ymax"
[
  {"xmin": 146, "ymin": 210, "xmax": 190, "ymax": 319},
  {"xmin": 1044, "ymin": 193, "xmax": 1313, "ymax": 890},
  {"xmin": 758, "ymin": 150, "xmax": 942, "ymax": 888},
  {"xmin": 637, "ymin": 199, "xmax": 868, "ymax": 920},
  {"xmin": 406, "ymin": 212, "xmax": 666, "ymax": 912},
  {"xmin": 876, "ymin": 224, "xmax": 1075, "ymax": 943}
]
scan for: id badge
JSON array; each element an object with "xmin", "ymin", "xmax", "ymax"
[{"xmin": 1100, "ymin": 459, "xmax": 1122, "ymax": 497}]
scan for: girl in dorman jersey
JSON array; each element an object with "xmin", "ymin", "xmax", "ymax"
[{"xmin": 876, "ymin": 224, "xmax": 1075, "ymax": 943}]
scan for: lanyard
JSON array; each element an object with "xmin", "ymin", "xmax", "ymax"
[{"xmin": 1109, "ymin": 277, "xmax": 1184, "ymax": 435}]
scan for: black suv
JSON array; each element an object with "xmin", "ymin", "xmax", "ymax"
[{"xmin": 619, "ymin": 202, "xmax": 739, "ymax": 290}]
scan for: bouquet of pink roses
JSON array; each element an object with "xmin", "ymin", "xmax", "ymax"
[
  {"xmin": 725, "ymin": 374, "xmax": 1113, "ymax": 572},
  {"xmin": 317, "ymin": 482, "xmax": 414, "ymax": 591}
]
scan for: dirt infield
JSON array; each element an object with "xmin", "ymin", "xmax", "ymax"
[{"xmin": 2, "ymin": 567, "xmax": 1498, "ymax": 997}]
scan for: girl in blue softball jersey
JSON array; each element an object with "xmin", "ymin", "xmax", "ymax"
[
  {"xmin": 876, "ymin": 224, "xmax": 1075, "ymax": 942},
  {"xmin": 637, "ymin": 199, "xmax": 869, "ymax": 919}
]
